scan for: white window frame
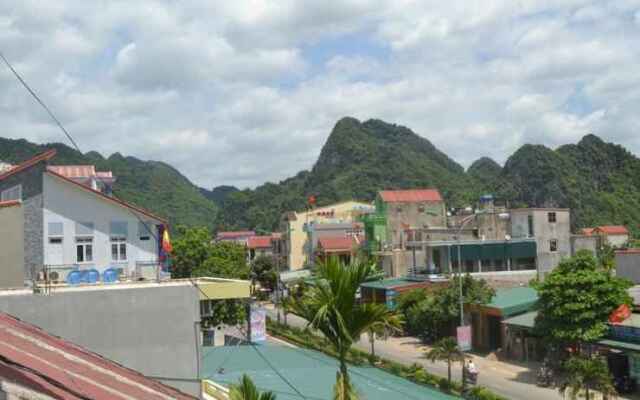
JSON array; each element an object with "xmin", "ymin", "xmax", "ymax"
[
  {"xmin": 1, "ymin": 184, "xmax": 22, "ymax": 202},
  {"xmin": 111, "ymin": 236, "xmax": 128, "ymax": 262},
  {"xmin": 76, "ymin": 237, "xmax": 94, "ymax": 263}
]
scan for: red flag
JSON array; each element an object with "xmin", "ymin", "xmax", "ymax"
[
  {"xmin": 609, "ymin": 304, "xmax": 631, "ymax": 324},
  {"xmin": 162, "ymin": 229, "xmax": 173, "ymax": 253}
]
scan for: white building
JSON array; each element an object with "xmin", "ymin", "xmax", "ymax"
[{"xmin": 0, "ymin": 149, "xmax": 167, "ymax": 286}]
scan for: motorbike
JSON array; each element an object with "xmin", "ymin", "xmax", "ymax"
[
  {"xmin": 613, "ymin": 375, "xmax": 636, "ymax": 394},
  {"xmin": 464, "ymin": 366, "xmax": 478, "ymax": 385},
  {"xmin": 536, "ymin": 365, "xmax": 553, "ymax": 387}
]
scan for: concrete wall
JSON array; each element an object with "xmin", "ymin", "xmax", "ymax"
[
  {"xmin": 511, "ymin": 209, "xmax": 571, "ymax": 278},
  {"xmin": 571, "ymin": 235, "xmax": 598, "ymax": 256},
  {"xmin": 0, "ymin": 203, "xmax": 24, "ymax": 288},
  {"xmin": 606, "ymin": 234, "xmax": 629, "ymax": 248},
  {"xmin": 0, "ymin": 284, "xmax": 201, "ymax": 395},
  {"xmin": 616, "ymin": 251, "xmax": 640, "ymax": 284},
  {"xmin": 0, "ymin": 163, "xmax": 45, "ymax": 281},
  {"xmin": 384, "ymin": 201, "xmax": 446, "ymax": 247},
  {"xmin": 42, "ymin": 174, "xmax": 161, "ymax": 276}
]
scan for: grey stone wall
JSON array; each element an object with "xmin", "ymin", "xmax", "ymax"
[
  {"xmin": 0, "ymin": 164, "xmax": 45, "ymax": 281},
  {"xmin": 386, "ymin": 201, "xmax": 447, "ymax": 246},
  {"xmin": 616, "ymin": 252, "xmax": 640, "ymax": 284},
  {"xmin": 0, "ymin": 284, "xmax": 201, "ymax": 396}
]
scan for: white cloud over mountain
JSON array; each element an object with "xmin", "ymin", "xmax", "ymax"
[{"xmin": 1, "ymin": 0, "xmax": 640, "ymax": 188}]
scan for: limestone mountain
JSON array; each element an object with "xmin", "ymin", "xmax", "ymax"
[
  {"xmin": 0, "ymin": 137, "xmax": 218, "ymax": 230},
  {"xmin": 217, "ymin": 117, "xmax": 482, "ymax": 231}
]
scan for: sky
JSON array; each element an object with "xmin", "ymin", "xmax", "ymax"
[{"xmin": 1, "ymin": 1, "xmax": 640, "ymax": 190}]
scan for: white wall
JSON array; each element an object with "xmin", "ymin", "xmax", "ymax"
[{"xmin": 42, "ymin": 174, "xmax": 161, "ymax": 275}]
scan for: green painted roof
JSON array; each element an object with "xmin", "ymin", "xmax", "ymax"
[
  {"xmin": 598, "ymin": 339, "xmax": 640, "ymax": 352},
  {"xmin": 502, "ymin": 311, "xmax": 538, "ymax": 329},
  {"xmin": 360, "ymin": 278, "xmax": 416, "ymax": 290},
  {"xmin": 486, "ymin": 287, "xmax": 538, "ymax": 317},
  {"xmin": 202, "ymin": 344, "xmax": 459, "ymax": 400}
]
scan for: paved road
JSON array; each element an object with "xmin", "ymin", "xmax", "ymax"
[{"xmin": 265, "ymin": 306, "xmax": 563, "ymax": 400}]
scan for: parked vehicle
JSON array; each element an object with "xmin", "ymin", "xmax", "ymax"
[{"xmin": 536, "ymin": 364, "xmax": 553, "ymax": 387}]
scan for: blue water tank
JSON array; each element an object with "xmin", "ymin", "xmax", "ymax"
[
  {"xmin": 84, "ymin": 269, "xmax": 100, "ymax": 284},
  {"xmin": 66, "ymin": 270, "xmax": 82, "ymax": 285},
  {"xmin": 103, "ymin": 268, "xmax": 119, "ymax": 283}
]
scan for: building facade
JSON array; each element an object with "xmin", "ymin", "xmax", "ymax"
[
  {"xmin": 280, "ymin": 201, "xmax": 373, "ymax": 270},
  {"xmin": 0, "ymin": 150, "xmax": 167, "ymax": 285}
]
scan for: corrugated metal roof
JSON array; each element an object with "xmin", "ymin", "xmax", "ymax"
[
  {"xmin": 485, "ymin": 287, "xmax": 538, "ymax": 317},
  {"xmin": 317, "ymin": 235, "xmax": 362, "ymax": 252},
  {"xmin": 379, "ymin": 189, "xmax": 443, "ymax": 203},
  {"xmin": 216, "ymin": 231, "xmax": 255, "ymax": 240},
  {"xmin": 502, "ymin": 311, "xmax": 537, "ymax": 329},
  {"xmin": 0, "ymin": 313, "xmax": 196, "ymax": 400},
  {"xmin": 247, "ymin": 236, "xmax": 272, "ymax": 249}
]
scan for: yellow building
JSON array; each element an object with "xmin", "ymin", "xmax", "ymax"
[{"xmin": 280, "ymin": 201, "xmax": 373, "ymax": 270}]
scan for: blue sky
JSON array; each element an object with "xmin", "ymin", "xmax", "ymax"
[{"xmin": 1, "ymin": 1, "xmax": 640, "ymax": 189}]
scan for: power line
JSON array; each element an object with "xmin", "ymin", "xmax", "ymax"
[
  {"xmin": 251, "ymin": 343, "xmax": 308, "ymax": 399},
  {"xmin": 0, "ymin": 53, "xmax": 81, "ymax": 158}
]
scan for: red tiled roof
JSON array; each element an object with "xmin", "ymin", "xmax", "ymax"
[
  {"xmin": 317, "ymin": 235, "xmax": 363, "ymax": 252},
  {"xmin": 216, "ymin": 231, "xmax": 255, "ymax": 240},
  {"xmin": 581, "ymin": 228, "xmax": 595, "ymax": 236},
  {"xmin": 46, "ymin": 170, "xmax": 167, "ymax": 225},
  {"xmin": 0, "ymin": 312, "xmax": 196, "ymax": 400},
  {"xmin": 595, "ymin": 225, "xmax": 629, "ymax": 235},
  {"xmin": 0, "ymin": 149, "xmax": 56, "ymax": 182},
  {"xmin": 0, "ymin": 200, "xmax": 21, "ymax": 208},
  {"xmin": 247, "ymin": 236, "xmax": 273, "ymax": 249},
  {"xmin": 379, "ymin": 189, "xmax": 443, "ymax": 203}
]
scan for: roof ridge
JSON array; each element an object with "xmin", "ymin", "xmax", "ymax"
[{"xmin": 0, "ymin": 149, "xmax": 56, "ymax": 182}]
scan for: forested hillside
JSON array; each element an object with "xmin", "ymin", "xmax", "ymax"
[{"xmin": 0, "ymin": 138, "xmax": 218, "ymax": 230}]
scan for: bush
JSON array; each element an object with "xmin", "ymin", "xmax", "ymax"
[{"xmin": 463, "ymin": 386, "xmax": 508, "ymax": 400}]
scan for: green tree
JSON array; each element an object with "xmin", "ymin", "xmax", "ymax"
[
  {"xmin": 288, "ymin": 258, "xmax": 402, "ymax": 399},
  {"xmin": 171, "ymin": 226, "xmax": 212, "ymax": 278},
  {"xmin": 425, "ymin": 337, "xmax": 464, "ymax": 384},
  {"xmin": 230, "ymin": 374, "xmax": 276, "ymax": 400},
  {"xmin": 251, "ymin": 255, "xmax": 277, "ymax": 291},
  {"xmin": 201, "ymin": 299, "xmax": 247, "ymax": 330},
  {"xmin": 396, "ymin": 275, "xmax": 494, "ymax": 342},
  {"xmin": 558, "ymin": 355, "xmax": 616, "ymax": 400},
  {"xmin": 534, "ymin": 251, "xmax": 632, "ymax": 345}
]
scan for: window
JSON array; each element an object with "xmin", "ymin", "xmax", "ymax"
[
  {"xmin": 111, "ymin": 238, "xmax": 127, "ymax": 261},
  {"xmin": 110, "ymin": 221, "xmax": 128, "ymax": 262},
  {"xmin": 1, "ymin": 185, "xmax": 21, "ymax": 202},
  {"xmin": 76, "ymin": 237, "xmax": 93, "ymax": 262},
  {"xmin": 548, "ymin": 212, "xmax": 557, "ymax": 223},
  {"xmin": 550, "ymin": 239, "xmax": 558, "ymax": 252},
  {"xmin": 49, "ymin": 237, "xmax": 63, "ymax": 244},
  {"xmin": 138, "ymin": 221, "xmax": 152, "ymax": 241},
  {"xmin": 527, "ymin": 215, "xmax": 534, "ymax": 237}
]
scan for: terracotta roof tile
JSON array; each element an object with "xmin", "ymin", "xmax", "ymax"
[
  {"xmin": 216, "ymin": 231, "xmax": 255, "ymax": 240},
  {"xmin": 595, "ymin": 225, "xmax": 629, "ymax": 235},
  {"xmin": 317, "ymin": 235, "xmax": 363, "ymax": 252},
  {"xmin": 379, "ymin": 189, "xmax": 443, "ymax": 203}
]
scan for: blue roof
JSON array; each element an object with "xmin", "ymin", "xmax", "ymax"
[{"xmin": 202, "ymin": 344, "xmax": 459, "ymax": 400}]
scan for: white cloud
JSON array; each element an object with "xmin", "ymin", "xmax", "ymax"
[{"xmin": 0, "ymin": 0, "xmax": 639, "ymax": 189}]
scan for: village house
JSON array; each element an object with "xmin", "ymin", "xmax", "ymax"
[
  {"xmin": 0, "ymin": 150, "xmax": 169, "ymax": 287},
  {"xmin": 583, "ymin": 225, "xmax": 630, "ymax": 248}
]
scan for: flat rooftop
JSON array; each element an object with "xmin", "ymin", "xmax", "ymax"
[
  {"xmin": 202, "ymin": 344, "xmax": 458, "ymax": 400},
  {"xmin": 0, "ymin": 277, "xmax": 251, "ymax": 300}
]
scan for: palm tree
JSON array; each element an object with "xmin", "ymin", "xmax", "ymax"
[
  {"xmin": 559, "ymin": 355, "xmax": 616, "ymax": 400},
  {"xmin": 230, "ymin": 374, "xmax": 276, "ymax": 400},
  {"xmin": 289, "ymin": 258, "xmax": 402, "ymax": 400},
  {"xmin": 425, "ymin": 337, "xmax": 464, "ymax": 384}
]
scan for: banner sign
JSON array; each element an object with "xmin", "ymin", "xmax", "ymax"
[
  {"xmin": 250, "ymin": 305, "xmax": 267, "ymax": 343},
  {"xmin": 457, "ymin": 326, "xmax": 472, "ymax": 351}
]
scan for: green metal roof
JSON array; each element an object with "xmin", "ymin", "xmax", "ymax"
[
  {"xmin": 202, "ymin": 344, "xmax": 459, "ymax": 400},
  {"xmin": 486, "ymin": 287, "xmax": 538, "ymax": 317},
  {"xmin": 502, "ymin": 311, "xmax": 538, "ymax": 329},
  {"xmin": 598, "ymin": 339, "xmax": 640, "ymax": 352},
  {"xmin": 360, "ymin": 278, "xmax": 418, "ymax": 290}
]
